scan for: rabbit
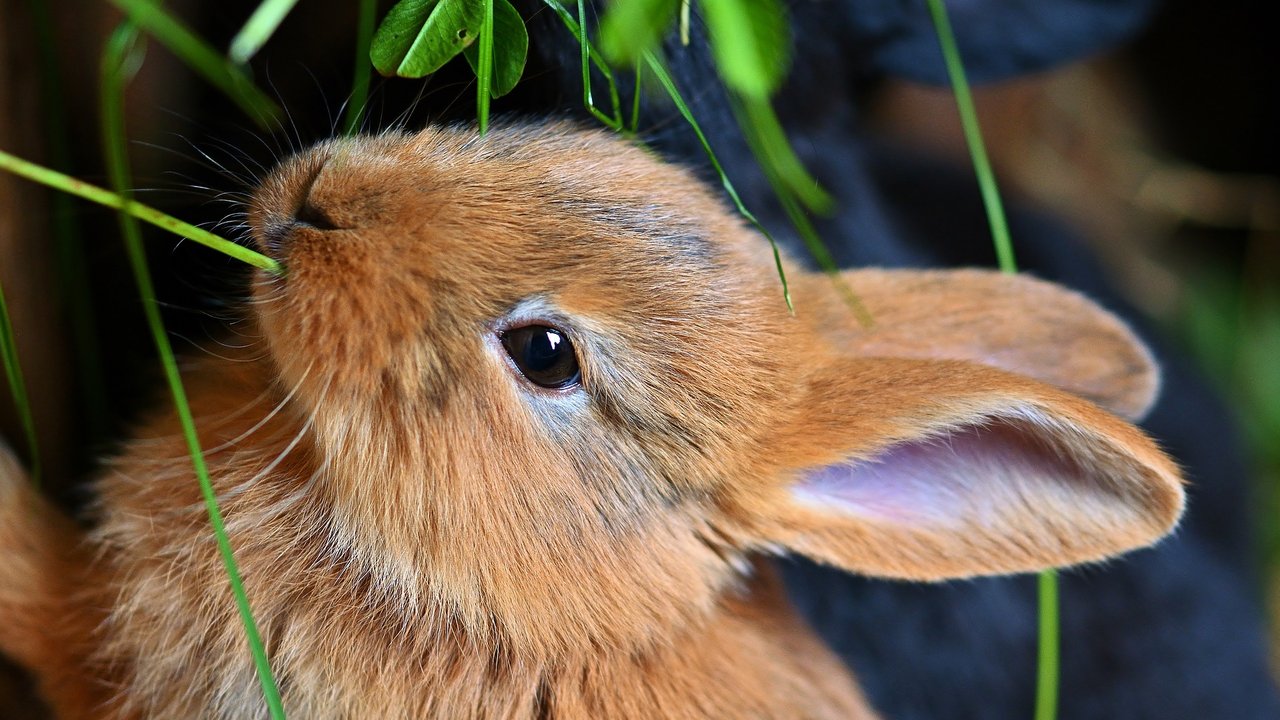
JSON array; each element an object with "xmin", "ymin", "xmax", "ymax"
[{"xmin": 0, "ymin": 122, "xmax": 1184, "ymax": 719}]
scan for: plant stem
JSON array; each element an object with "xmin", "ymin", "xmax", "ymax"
[
  {"xmin": 642, "ymin": 51, "xmax": 793, "ymax": 312},
  {"xmin": 101, "ymin": 23, "xmax": 287, "ymax": 719},
  {"xmin": 923, "ymin": 4, "xmax": 1053, "ymax": 720},
  {"xmin": 477, "ymin": 0, "xmax": 495, "ymax": 134},
  {"xmin": 0, "ymin": 282, "xmax": 40, "ymax": 487},
  {"xmin": 344, "ymin": 0, "xmax": 378, "ymax": 135},
  {"xmin": 924, "ymin": 0, "xmax": 1016, "ymax": 274},
  {"xmin": 109, "ymin": 0, "xmax": 282, "ymax": 128},
  {"xmin": 0, "ymin": 149, "xmax": 280, "ymax": 273},
  {"xmin": 229, "ymin": 0, "xmax": 302, "ymax": 64},
  {"xmin": 1036, "ymin": 569, "xmax": 1060, "ymax": 720},
  {"xmin": 27, "ymin": 0, "xmax": 110, "ymax": 444}
]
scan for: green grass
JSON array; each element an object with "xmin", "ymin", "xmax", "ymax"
[
  {"xmin": 0, "ymin": 282, "xmax": 40, "ymax": 487},
  {"xmin": 0, "ymin": 150, "xmax": 279, "ymax": 273},
  {"xmin": 476, "ymin": 0, "xmax": 495, "ymax": 134},
  {"xmin": 922, "ymin": 3, "xmax": 1056, "ymax": 719},
  {"xmin": 229, "ymin": 0, "xmax": 302, "ymax": 64},
  {"xmin": 100, "ymin": 22, "xmax": 287, "ymax": 719},
  {"xmin": 110, "ymin": 0, "xmax": 283, "ymax": 128},
  {"xmin": 344, "ymin": 0, "xmax": 379, "ymax": 135}
]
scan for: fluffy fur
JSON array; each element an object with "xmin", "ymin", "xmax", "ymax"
[{"xmin": 0, "ymin": 124, "xmax": 1184, "ymax": 718}]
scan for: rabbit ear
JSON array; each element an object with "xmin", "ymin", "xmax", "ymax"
[
  {"xmin": 795, "ymin": 269, "xmax": 1159, "ymax": 420},
  {"xmin": 725, "ymin": 357, "xmax": 1184, "ymax": 581}
]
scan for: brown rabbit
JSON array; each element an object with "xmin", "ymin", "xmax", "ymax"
[{"xmin": 0, "ymin": 123, "xmax": 1183, "ymax": 719}]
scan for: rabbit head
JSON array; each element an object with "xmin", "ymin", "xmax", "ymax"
[{"xmin": 246, "ymin": 123, "xmax": 1184, "ymax": 661}]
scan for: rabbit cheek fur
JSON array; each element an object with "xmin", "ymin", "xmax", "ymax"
[{"xmin": 0, "ymin": 123, "xmax": 1184, "ymax": 719}]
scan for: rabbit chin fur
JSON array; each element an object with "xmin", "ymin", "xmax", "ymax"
[{"xmin": 0, "ymin": 123, "xmax": 1183, "ymax": 719}]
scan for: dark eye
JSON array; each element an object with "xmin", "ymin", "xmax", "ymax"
[{"xmin": 500, "ymin": 325, "xmax": 581, "ymax": 389}]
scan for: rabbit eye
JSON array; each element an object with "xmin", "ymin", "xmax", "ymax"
[{"xmin": 500, "ymin": 325, "xmax": 581, "ymax": 389}]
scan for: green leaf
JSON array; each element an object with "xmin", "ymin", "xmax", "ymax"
[
  {"xmin": 371, "ymin": 0, "xmax": 442, "ymax": 75},
  {"xmin": 700, "ymin": 0, "xmax": 790, "ymax": 99},
  {"xmin": 600, "ymin": 0, "xmax": 679, "ymax": 66},
  {"xmin": 463, "ymin": 0, "xmax": 527, "ymax": 98},
  {"xmin": 371, "ymin": 0, "xmax": 486, "ymax": 78}
]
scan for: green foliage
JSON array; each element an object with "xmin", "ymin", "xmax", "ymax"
[
  {"xmin": 27, "ymin": 0, "xmax": 109, "ymax": 441},
  {"xmin": 598, "ymin": 0, "xmax": 679, "ymax": 66},
  {"xmin": 697, "ymin": 0, "xmax": 788, "ymax": 99},
  {"xmin": 229, "ymin": 0, "xmax": 301, "ymax": 63},
  {"xmin": 100, "ymin": 22, "xmax": 287, "ymax": 719},
  {"xmin": 370, "ymin": 0, "xmax": 527, "ymax": 132},
  {"xmin": 109, "ymin": 0, "xmax": 282, "ymax": 128},
  {"xmin": 0, "ymin": 150, "xmax": 279, "ymax": 272},
  {"xmin": 344, "ymin": 0, "xmax": 379, "ymax": 134},
  {"xmin": 0, "ymin": 283, "xmax": 39, "ymax": 487},
  {"xmin": 597, "ymin": 0, "xmax": 831, "ymax": 217},
  {"xmin": 371, "ymin": 0, "xmax": 488, "ymax": 78},
  {"xmin": 1180, "ymin": 267, "xmax": 1280, "ymax": 577},
  {"xmin": 463, "ymin": 0, "xmax": 528, "ymax": 99}
]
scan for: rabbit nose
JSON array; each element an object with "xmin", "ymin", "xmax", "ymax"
[{"xmin": 255, "ymin": 156, "xmax": 339, "ymax": 256}]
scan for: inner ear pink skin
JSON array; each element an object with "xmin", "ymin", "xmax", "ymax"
[
  {"xmin": 778, "ymin": 404, "xmax": 1184, "ymax": 580},
  {"xmin": 793, "ymin": 416, "xmax": 1094, "ymax": 528}
]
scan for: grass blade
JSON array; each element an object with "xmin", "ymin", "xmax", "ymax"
[
  {"xmin": 1036, "ymin": 568, "xmax": 1060, "ymax": 720},
  {"xmin": 25, "ymin": 0, "xmax": 111, "ymax": 445},
  {"xmin": 0, "ymin": 149, "xmax": 280, "ymax": 273},
  {"xmin": 109, "ymin": 0, "xmax": 282, "ymax": 128},
  {"xmin": 541, "ymin": 0, "xmax": 623, "ymax": 129},
  {"xmin": 924, "ymin": 0, "xmax": 1016, "ymax": 274},
  {"xmin": 774, "ymin": 185, "xmax": 873, "ymax": 327},
  {"xmin": 344, "ymin": 0, "xmax": 378, "ymax": 135},
  {"xmin": 642, "ymin": 51, "xmax": 793, "ymax": 312},
  {"xmin": 738, "ymin": 95, "xmax": 832, "ymax": 213},
  {"xmin": 476, "ymin": 0, "xmax": 495, "ymax": 133},
  {"xmin": 629, "ymin": 59, "xmax": 643, "ymax": 133},
  {"xmin": 922, "ymin": 2, "xmax": 1051, "ymax": 718},
  {"xmin": 463, "ymin": 0, "xmax": 528, "ymax": 99},
  {"xmin": 0, "ymin": 283, "xmax": 40, "ymax": 487},
  {"xmin": 229, "ymin": 0, "xmax": 302, "ymax": 64},
  {"xmin": 101, "ymin": 23, "xmax": 287, "ymax": 720},
  {"xmin": 730, "ymin": 96, "xmax": 871, "ymax": 327}
]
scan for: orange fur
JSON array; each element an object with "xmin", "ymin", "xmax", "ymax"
[
  {"xmin": 0, "ymin": 446, "xmax": 106, "ymax": 718},
  {"xmin": 0, "ymin": 124, "xmax": 1184, "ymax": 718}
]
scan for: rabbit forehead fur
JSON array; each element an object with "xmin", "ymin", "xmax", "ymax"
[{"xmin": 246, "ymin": 124, "xmax": 807, "ymax": 654}]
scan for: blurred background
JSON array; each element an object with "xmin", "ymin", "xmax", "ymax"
[{"xmin": 0, "ymin": 0, "xmax": 1276, "ymax": 715}]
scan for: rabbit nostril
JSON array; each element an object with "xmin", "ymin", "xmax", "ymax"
[{"xmin": 295, "ymin": 200, "xmax": 339, "ymax": 231}]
